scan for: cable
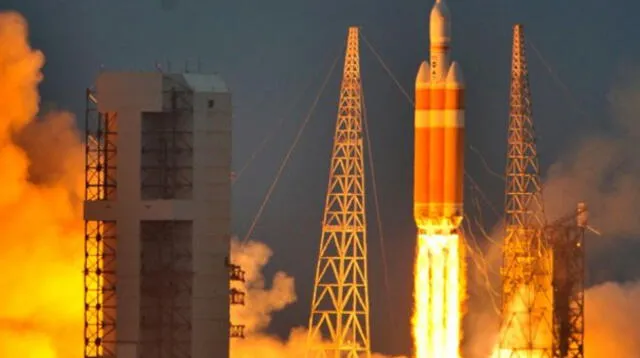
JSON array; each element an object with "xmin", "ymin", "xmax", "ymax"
[
  {"xmin": 359, "ymin": 32, "xmax": 415, "ymax": 107},
  {"xmin": 361, "ymin": 27, "xmax": 506, "ymax": 322},
  {"xmin": 462, "ymin": 218, "xmax": 500, "ymax": 315},
  {"xmin": 465, "ymin": 171, "xmax": 502, "ymax": 220},
  {"xmin": 241, "ymin": 49, "xmax": 342, "ymax": 244},
  {"xmin": 233, "ymin": 67, "xmax": 322, "ymax": 185},
  {"xmin": 528, "ymin": 39, "xmax": 594, "ymax": 122},
  {"xmin": 361, "ymin": 29, "xmax": 504, "ymax": 201},
  {"xmin": 361, "ymin": 79, "xmax": 398, "ymax": 349},
  {"xmin": 469, "ymin": 145, "xmax": 505, "ymax": 182}
]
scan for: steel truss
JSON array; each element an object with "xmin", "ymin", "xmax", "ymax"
[
  {"xmin": 227, "ymin": 258, "xmax": 246, "ymax": 339},
  {"xmin": 84, "ymin": 89, "xmax": 118, "ymax": 358},
  {"xmin": 500, "ymin": 24, "xmax": 554, "ymax": 358},
  {"xmin": 547, "ymin": 206, "xmax": 585, "ymax": 358},
  {"xmin": 140, "ymin": 221, "xmax": 193, "ymax": 357},
  {"xmin": 307, "ymin": 26, "xmax": 371, "ymax": 358},
  {"xmin": 141, "ymin": 81, "xmax": 194, "ymax": 200}
]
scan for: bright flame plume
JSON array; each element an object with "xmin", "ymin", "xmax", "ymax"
[
  {"xmin": 492, "ymin": 250, "xmax": 553, "ymax": 358},
  {"xmin": 412, "ymin": 231, "xmax": 465, "ymax": 358}
]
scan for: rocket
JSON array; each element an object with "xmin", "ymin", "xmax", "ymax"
[{"xmin": 414, "ymin": 0, "xmax": 465, "ymax": 233}]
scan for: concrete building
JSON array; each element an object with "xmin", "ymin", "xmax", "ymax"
[{"xmin": 83, "ymin": 71, "xmax": 233, "ymax": 358}]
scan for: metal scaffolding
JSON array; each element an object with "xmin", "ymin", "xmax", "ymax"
[
  {"xmin": 137, "ymin": 80, "xmax": 195, "ymax": 358},
  {"xmin": 84, "ymin": 72, "xmax": 234, "ymax": 357},
  {"xmin": 139, "ymin": 221, "xmax": 193, "ymax": 357},
  {"xmin": 84, "ymin": 89, "xmax": 117, "ymax": 358},
  {"xmin": 227, "ymin": 257, "xmax": 246, "ymax": 339},
  {"xmin": 548, "ymin": 204, "xmax": 587, "ymax": 358},
  {"xmin": 307, "ymin": 26, "xmax": 371, "ymax": 358},
  {"xmin": 141, "ymin": 82, "xmax": 194, "ymax": 200},
  {"xmin": 499, "ymin": 24, "xmax": 554, "ymax": 358}
]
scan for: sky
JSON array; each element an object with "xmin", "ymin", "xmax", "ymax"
[{"xmin": 3, "ymin": 0, "xmax": 640, "ymax": 355}]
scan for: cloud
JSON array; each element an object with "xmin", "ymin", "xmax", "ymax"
[
  {"xmin": 543, "ymin": 68, "xmax": 640, "ymax": 237},
  {"xmin": 0, "ymin": 10, "xmax": 84, "ymax": 358}
]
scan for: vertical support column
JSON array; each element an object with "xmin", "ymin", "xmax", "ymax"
[
  {"xmin": 307, "ymin": 26, "xmax": 371, "ymax": 358},
  {"xmin": 500, "ymin": 24, "xmax": 553, "ymax": 358},
  {"xmin": 84, "ymin": 89, "xmax": 118, "ymax": 358}
]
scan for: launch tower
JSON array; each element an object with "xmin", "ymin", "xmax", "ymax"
[
  {"xmin": 548, "ymin": 203, "xmax": 586, "ymax": 358},
  {"xmin": 83, "ymin": 72, "xmax": 237, "ymax": 358},
  {"xmin": 306, "ymin": 26, "xmax": 371, "ymax": 358},
  {"xmin": 498, "ymin": 24, "xmax": 554, "ymax": 358}
]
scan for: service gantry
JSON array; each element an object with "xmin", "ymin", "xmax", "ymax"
[
  {"xmin": 306, "ymin": 26, "xmax": 371, "ymax": 358},
  {"xmin": 548, "ymin": 203, "xmax": 587, "ymax": 358},
  {"xmin": 499, "ymin": 24, "xmax": 554, "ymax": 358}
]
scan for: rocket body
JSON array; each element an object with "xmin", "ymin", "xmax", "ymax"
[
  {"xmin": 414, "ymin": 0, "xmax": 465, "ymax": 233},
  {"xmin": 412, "ymin": 4, "xmax": 466, "ymax": 357}
]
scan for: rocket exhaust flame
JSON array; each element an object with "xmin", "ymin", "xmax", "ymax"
[
  {"xmin": 491, "ymin": 272, "xmax": 554, "ymax": 358},
  {"xmin": 412, "ymin": 231, "xmax": 464, "ymax": 358}
]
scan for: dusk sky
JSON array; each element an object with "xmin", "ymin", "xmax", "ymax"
[{"xmin": 4, "ymin": 0, "xmax": 640, "ymax": 355}]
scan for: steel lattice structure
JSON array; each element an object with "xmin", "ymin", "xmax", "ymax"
[
  {"xmin": 548, "ymin": 204, "xmax": 586, "ymax": 358},
  {"xmin": 499, "ymin": 24, "xmax": 554, "ymax": 358},
  {"xmin": 138, "ymin": 83, "xmax": 195, "ymax": 358},
  {"xmin": 306, "ymin": 26, "xmax": 371, "ymax": 358},
  {"xmin": 84, "ymin": 89, "xmax": 117, "ymax": 358}
]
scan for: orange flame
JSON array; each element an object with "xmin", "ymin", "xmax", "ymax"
[{"xmin": 0, "ymin": 10, "xmax": 84, "ymax": 358}]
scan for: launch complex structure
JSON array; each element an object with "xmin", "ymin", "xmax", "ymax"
[
  {"xmin": 306, "ymin": 26, "xmax": 371, "ymax": 358},
  {"xmin": 83, "ymin": 73, "xmax": 245, "ymax": 358},
  {"xmin": 304, "ymin": 4, "xmax": 587, "ymax": 358},
  {"xmin": 80, "ymin": 2, "xmax": 587, "ymax": 358},
  {"xmin": 498, "ymin": 24, "xmax": 586, "ymax": 358}
]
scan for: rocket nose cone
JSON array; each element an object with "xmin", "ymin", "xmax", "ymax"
[
  {"xmin": 416, "ymin": 61, "xmax": 430, "ymax": 86},
  {"xmin": 430, "ymin": 0, "xmax": 451, "ymax": 44},
  {"xmin": 446, "ymin": 61, "xmax": 464, "ymax": 87}
]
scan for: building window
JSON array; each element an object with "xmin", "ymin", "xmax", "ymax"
[{"xmin": 208, "ymin": 99, "xmax": 215, "ymax": 108}]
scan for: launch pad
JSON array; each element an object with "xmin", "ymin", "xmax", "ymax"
[{"xmin": 75, "ymin": 2, "xmax": 589, "ymax": 358}]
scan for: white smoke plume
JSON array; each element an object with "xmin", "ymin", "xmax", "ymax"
[
  {"xmin": 230, "ymin": 237, "xmax": 297, "ymax": 334},
  {"xmin": 543, "ymin": 68, "xmax": 640, "ymax": 236},
  {"xmin": 229, "ymin": 237, "xmax": 406, "ymax": 357},
  {"xmin": 229, "ymin": 236, "xmax": 320, "ymax": 358}
]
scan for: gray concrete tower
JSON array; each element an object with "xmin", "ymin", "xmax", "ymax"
[{"xmin": 83, "ymin": 71, "xmax": 232, "ymax": 358}]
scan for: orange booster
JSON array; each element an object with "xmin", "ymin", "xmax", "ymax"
[{"xmin": 414, "ymin": 0, "xmax": 465, "ymax": 232}]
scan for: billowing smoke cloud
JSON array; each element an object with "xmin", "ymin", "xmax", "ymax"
[
  {"xmin": 229, "ymin": 237, "xmax": 407, "ymax": 358},
  {"xmin": 584, "ymin": 281, "xmax": 640, "ymax": 356},
  {"xmin": 464, "ymin": 68, "xmax": 640, "ymax": 358},
  {"xmin": 0, "ymin": 10, "xmax": 84, "ymax": 358},
  {"xmin": 543, "ymin": 68, "xmax": 640, "ymax": 236},
  {"xmin": 229, "ymin": 237, "xmax": 297, "ymax": 335},
  {"xmin": 229, "ymin": 237, "xmax": 324, "ymax": 358}
]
